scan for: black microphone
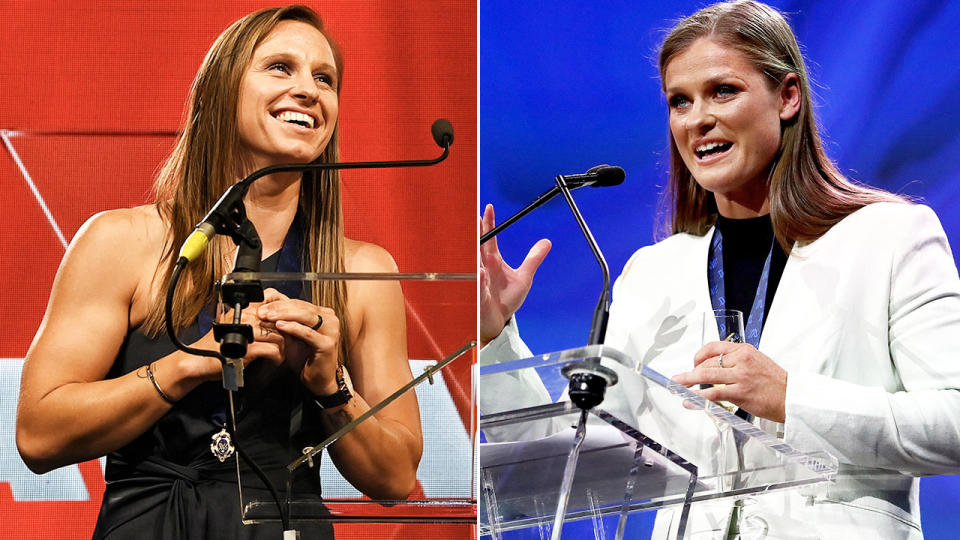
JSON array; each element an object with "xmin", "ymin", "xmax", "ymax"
[
  {"xmin": 178, "ymin": 119, "xmax": 454, "ymax": 263},
  {"xmin": 431, "ymin": 118, "xmax": 454, "ymax": 147},
  {"xmin": 479, "ymin": 164, "xmax": 624, "ymax": 245},
  {"xmin": 562, "ymin": 164, "xmax": 625, "ymax": 188}
]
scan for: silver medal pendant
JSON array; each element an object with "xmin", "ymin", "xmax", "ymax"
[{"xmin": 210, "ymin": 427, "xmax": 235, "ymax": 462}]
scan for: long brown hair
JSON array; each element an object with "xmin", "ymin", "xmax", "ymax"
[
  {"xmin": 143, "ymin": 5, "xmax": 349, "ymax": 361},
  {"xmin": 658, "ymin": 0, "xmax": 904, "ymax": 250}
]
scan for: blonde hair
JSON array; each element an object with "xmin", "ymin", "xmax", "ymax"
[
  {"xmin": 143, "ymin": 5, "xmax": 349, "ymax": 362},
  {"xmin": 658, "ymin": 0, "xmax": 904, "ymax": 250}
]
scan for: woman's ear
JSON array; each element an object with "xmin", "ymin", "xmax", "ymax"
[{"xmin": 779, "ymin": 73, "xmax": 801, "ymax": 121}]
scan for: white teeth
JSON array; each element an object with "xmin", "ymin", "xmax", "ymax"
[
  {"xmin": 696, "ymin": 141, "xmax": 729, "ymax": 153},
  {"xmin": 275, "ymin": 110, "xmax": 315, "ymax": 128}
]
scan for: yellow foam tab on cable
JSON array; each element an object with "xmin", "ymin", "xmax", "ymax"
[{"xmin": 178, "ymin": 230, "xmax": 210, "ymax": 262}]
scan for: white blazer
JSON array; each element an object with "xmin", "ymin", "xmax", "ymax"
[{"xmin": 483, "ymin": 203, "xmax": 960, "ymax": 539}]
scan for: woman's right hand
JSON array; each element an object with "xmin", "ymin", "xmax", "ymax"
[{"xmin": 479, "ymin": 204, "xmax": 551, "ymax": 348}]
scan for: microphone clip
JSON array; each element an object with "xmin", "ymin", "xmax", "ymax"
[
  {"xmin": 209, "ymin": 187, "xmax": 261, "ymax": 251},
  {"xmin": 215, "ymin": 211, "xmax": 264, "ymax": 390}
]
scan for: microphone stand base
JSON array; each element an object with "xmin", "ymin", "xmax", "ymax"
[{"xmin": 561, "ymin": 361, "xmax": 618, "ymax": 411}]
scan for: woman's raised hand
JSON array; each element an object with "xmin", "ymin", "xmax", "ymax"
[{"xmin": 479, "ymin": 203, "xmax": 551, "ymax": 348}]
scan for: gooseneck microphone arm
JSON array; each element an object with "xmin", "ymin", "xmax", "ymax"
[
  {"xmin": 554, "ymin": 174, "xmax": 611, "ymax": 346},
  {"xmin": 239, "ymin": 118, "xmax": 451, "ymax": 203},
  {"xmin": 243, "ymin": 140, "xmax": 449, "ymax": 181}
]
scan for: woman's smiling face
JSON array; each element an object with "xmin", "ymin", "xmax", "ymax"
[
  {"xmin": 664, "ymin": 38, "xmax": 798, "ymax": 217},
  {"xmin": 236, "ymin": 20, "xmax": 339, "ymax": 172}
]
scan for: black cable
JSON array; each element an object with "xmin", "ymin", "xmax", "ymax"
[
  {"xmin": 226, "ymin": 391, "xmax": 291, "ymax": 531},
  {"xmin": 165, "ymin": 256, "xmax": 289, "ymax": 530},
  {"xmin": 165, "ymin": 257, "xmax": 226, "ymax": 362}
]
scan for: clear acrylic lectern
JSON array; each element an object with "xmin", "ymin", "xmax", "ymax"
[{"xmin": 478, "ymin": 345, "xmax": 838, "ymax": 539}]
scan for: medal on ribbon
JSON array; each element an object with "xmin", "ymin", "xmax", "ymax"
[{"xmin": 210, "ymin": 427, "xmax": 235, "ymax": 462}]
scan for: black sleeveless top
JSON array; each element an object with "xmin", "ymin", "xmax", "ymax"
[{"xmin": 93, "ymin": 242, "xmax": 335, "ymax": 539}]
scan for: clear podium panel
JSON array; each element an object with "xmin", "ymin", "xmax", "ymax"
[
  {"xmin": 478, "ymin": 346, "xmax": 838, "ymax": 538},
  {"xmin": 217, "ymin": 271, "xmax": 476, "ymax": 525}
]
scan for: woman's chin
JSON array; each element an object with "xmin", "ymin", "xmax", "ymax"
[
  {"xmin": 275, "ymin": 148, "xmax": 326, "ymax": 165},
  {"xmin": 243, "ymin": 151, "xmax": 326, "ymax": 173}
]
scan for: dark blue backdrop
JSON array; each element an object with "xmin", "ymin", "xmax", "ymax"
[{"xmin": 480, "ymin": 0, "xmax": 960, "ymax": 537}]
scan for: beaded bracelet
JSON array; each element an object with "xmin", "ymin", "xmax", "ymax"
[{"xmin": 146, "ymin": 363, "xmax": 176, "ymax": 405}]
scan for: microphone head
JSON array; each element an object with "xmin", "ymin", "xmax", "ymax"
[
  {"xmin": 431, "ymin": 119, "xmax": 454, "ymax": 148},
  {"xmin": 587, "ymin": 164, "xmax": 625, "ymax": 187}
]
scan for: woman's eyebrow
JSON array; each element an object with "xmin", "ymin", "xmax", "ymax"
[
  {"xmin": 257, "ymin": 52, "xmax": 337, "ymax": 74},
  {"xmin": 312, "ymin": 61, "xmax": 337, "ymax": 74},
  {"xmin": 258, "ymin": 51, "xmax": 294, "ymax": 62},
  {"xmin": 666, "ymin": 73, "xmax": 745, "ymax": 95}
]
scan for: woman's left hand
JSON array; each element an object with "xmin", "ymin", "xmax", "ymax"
[
  {"xmin": 672, "ymin": 341, "xmax": 788, "ymax": 422},
  {"xmin": 257, "ymin": 288, "xmax": 342, "ymax": 396}
]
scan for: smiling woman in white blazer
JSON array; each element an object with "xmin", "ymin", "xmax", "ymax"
[
  {"xmin": 479, "ymin": 1, "xmax": 960, "ymax": 538},
  {"xmin": 604, "ymin": 201, "xmax": 960, "ymax": 538}
]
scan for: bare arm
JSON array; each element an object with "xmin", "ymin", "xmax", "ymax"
[
  {"xmin": 325, "ymin": 257, "xmax": 423, "ymax": 499},
  {"xmin": 16, "ymin": 209, "xmax": 281, "ymax": 473},
  {"xmin": 258, "ymin": 242, "xmax": 423, "ymax": 499}
]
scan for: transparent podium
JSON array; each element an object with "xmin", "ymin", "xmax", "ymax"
[
  {"xmin": 217, "ymin": 270, "xmax": 476, "ymax": 530},
  {"xmin": 478, "ymin": 346, "xmax": 838, "ymax": 539}
]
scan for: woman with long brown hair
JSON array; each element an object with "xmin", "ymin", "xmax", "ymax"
[
  {"xmin": 16, "ymin": 6, "xmax": 421, "ymax": 538},
  {"xmin": 480, "ymin": 1, "xmax": 960, "ymax": 537}
]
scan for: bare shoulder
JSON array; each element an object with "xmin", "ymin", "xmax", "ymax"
[
  {"xmin": 340, "ymin": 241, "xmax": 407, "ymax": 370},
  {"xmin": 342, "ymin": 238, "xmax": 403, "ymax": 333},
  {"xmin": 74, "ymin": 205, "xmax": 165, "ymax": 252},
  {"xmin": 344, "ymin": 238, "xmax": 399, "ymax": 273},
  {"xmin": 62, "ymin": 205, "xmax": 167, "ymax": 323}
]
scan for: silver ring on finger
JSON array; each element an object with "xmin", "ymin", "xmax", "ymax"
[
  {"xmin": 718, "ymin": 353, "xmax": 725, "ymax": 368},
  {"xmin": 311, "ymin": 314, "xmax": 323, "ymax": 331}
]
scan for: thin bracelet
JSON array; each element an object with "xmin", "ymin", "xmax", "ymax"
[{"xmin": 146, "ymin": 363, "xmax": 176, "ymax": 405}]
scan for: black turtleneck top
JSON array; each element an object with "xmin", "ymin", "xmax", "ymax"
[{"xmin": 714, "ymin": 214, "xmax": 788, "ymax": 330}]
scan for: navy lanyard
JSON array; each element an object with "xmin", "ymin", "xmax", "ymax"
[{"xmin": 706, "ymin": 227, "xmax": 774, "ymax": 348}]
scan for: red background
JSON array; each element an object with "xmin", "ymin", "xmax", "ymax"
[{"xmin": 0, "ymin": 1, "xmax": 476, "ymax": 538}]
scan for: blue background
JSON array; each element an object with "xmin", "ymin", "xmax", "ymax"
[{"xmin": 480, "ymin": 0, "xmax": 960, "ymax": 537}]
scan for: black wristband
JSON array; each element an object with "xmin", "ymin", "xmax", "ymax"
[{"xmin": 313, "ymin": 364, "xmax": 351, "ymax": 409}]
